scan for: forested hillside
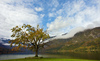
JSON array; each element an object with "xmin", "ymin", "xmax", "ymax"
[{"xmin": 44, "ymin": 27, "xmax": 100, "ymax": 53}]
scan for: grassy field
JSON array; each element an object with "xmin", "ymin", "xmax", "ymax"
[{"xmin": 1, "ymin": 58, "xmax": 100, "ymax": 61}]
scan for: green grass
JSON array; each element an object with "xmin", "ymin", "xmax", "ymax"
[{"xmin": 1, "ymin": 58, "xmax": 100, "ymax": 61}]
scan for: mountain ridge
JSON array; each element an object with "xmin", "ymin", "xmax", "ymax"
[
  {"xmin": 0, "ymin": 27, "xmax": 100, "ymax": 54},
  {"xmin": 44, "ymin": 27, "xmax": 100, "ymax": 53}
]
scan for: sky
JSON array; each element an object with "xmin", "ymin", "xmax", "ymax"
[{"xmin": 0, "ymin": 0, "xmax": 100, "ymax": 39}]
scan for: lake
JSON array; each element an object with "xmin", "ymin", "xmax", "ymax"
[{"xmin": 0, "ymin": 52, "xmax": 100, "ymax": 60}]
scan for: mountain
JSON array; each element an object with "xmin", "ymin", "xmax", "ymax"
[
  {"xmin": 62, "ymin": 33, "xmax": 67, "ymax": 36},
  {"xmin": 1, "ymin": 27, "xmax": 100, "ymax": 54},
  {"xmin": 1, "ymin": 38, "xmax": 10, "ymax": 43},
  {"xmin": 44, "ymin": 27, "xmax": 100, "ymax": 53},
  {"xmin": 0, "ymin": 38, "xmax": 33, "ymax": 54},
  {"xmin": 0, "ymin": 43, "xmax": 13, "ymax": 54},
  {"xmin": 0, "ymin": 38, "xmax": 18, "ymax": 54},
  {"xmin": 0, "ymin": 38, "xmax": 11, "ymax": 48},
  {"xmin": 50, "ymin": 36, "xmax": 56, "ymax": 38}
]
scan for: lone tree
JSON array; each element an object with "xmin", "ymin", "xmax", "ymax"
[{"xmin": 9, "ymin": 24, "xmax": 50, "ymax": 57}]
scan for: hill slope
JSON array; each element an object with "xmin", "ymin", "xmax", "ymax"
[
  {"xmin": 0, "ymin": 38, "xmax": 33, "ymax": 54},
  {"xmin": 44, "ymin": 27, "xmax": 100, "ymax": 52}
]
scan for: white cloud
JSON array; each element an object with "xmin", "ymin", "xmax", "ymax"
[
  {"xmin": 47, "ymin": 16, "xmax": 75, "ymax": 36},
  {"xmin": 47, "ymin": 16, "xmax": 75, "ymax": 33},
  {"xmin": 35, "ymin": 7, "xmax": 43, "ymax": 11},
  {"xmin": 40, "ymin": 14, "xmax": 45, "ymax": 18},
  {"xmin": 47, "ymin": 16, "xmax": 63, "ymax": 31},
  {"xmin": 48, "ymin": 13, "xmax": 54, "ymax": 17},
  {"xmin": 0, "ymin": 0, "xmax": 41, "ymax": 39},
  {"xmin": 47, "ymin": 0, "xmax": 100, "ymax": 38},
  {"xmin": 0, "ymin": 0, "xmax": 100, "ymax": 40},
  {"xmin": 48, "ymin": 0, "xmax": 59, "ymax": 8},
  {"xmin": 45, "ymin": 26, "xmax": 85, "ymax": 42},
  {"xmin": 52, "ymin": 0, "xmax": 59, "ymax": 8},
  {"xmin": 52, "ymin": 27, "xmax": 85, "ymax": 39}
]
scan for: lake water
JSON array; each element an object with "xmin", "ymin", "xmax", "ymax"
[{"xmin": 0, "ymin": 52, "xmax": 100, "ymax": 60}]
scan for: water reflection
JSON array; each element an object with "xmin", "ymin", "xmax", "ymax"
[
  {"xmin": 43, "ymin": 52, "xmax": 100, "ymax": 60},
  {"xmin": 0, "ymin": 54, "xmax": 36, "ymax": 60},
  {"xmin": 0, "ymin": 52, "xmax": 100, "ymax": 60}
]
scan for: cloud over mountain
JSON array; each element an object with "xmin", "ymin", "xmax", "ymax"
[
  {"xmin": 0, "ymin": 0, "xmax": 100, "ymax": 39},
  {"xmin": 47, "ymin": 0, "xmax": 100, "ymax": 37}
]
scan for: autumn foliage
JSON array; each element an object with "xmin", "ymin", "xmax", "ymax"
[{"xmin": 9, "ymin": 24, "xmax": 50, "ymax": 57}]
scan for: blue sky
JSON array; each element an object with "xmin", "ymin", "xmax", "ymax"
[{"xmin": 0, "ymin": 0, "xmax": 100, "ymax": 39}]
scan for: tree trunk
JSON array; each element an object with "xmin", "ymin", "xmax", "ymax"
[{"xmin": 35, "ymin": 45, "xmax": 38, "ymax": 57}]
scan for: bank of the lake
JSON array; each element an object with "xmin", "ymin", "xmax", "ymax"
[
  {"xmin": 0, "ymin": 52, "xmax": 100, "ymax": 60},
  {"xmin": 1, "ymin": 58, "xmax": 100, "ymax": 61}
]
